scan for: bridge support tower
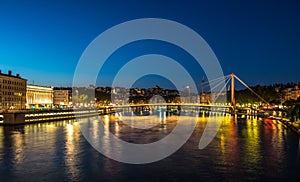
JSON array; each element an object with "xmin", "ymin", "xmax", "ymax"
[{"xmin": 231, "ymin": 73, "xmax": 236, "ymax": 115}]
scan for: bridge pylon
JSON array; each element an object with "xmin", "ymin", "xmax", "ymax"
[{"xmin": 231, "ymin": 73, "xmax": 236, "ymax": 115}]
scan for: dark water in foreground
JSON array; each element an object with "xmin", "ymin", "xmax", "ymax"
[{"xmin": 0, "ymin": 114, "xmax": 299, "ymax": 181}]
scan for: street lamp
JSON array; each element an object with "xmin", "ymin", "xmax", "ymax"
[
  {"xmin": 186, "ymin": 85, "xmax": 190, "ymax": 103},
  {"xmin": 19, "ymin": 93, "xmax": 22, "ymax": 110},
  {"xmin": 14, "ymin": 92, "xmax": 22, "ymax": 110}
]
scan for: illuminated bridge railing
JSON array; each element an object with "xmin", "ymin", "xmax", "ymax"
[{"xmin": 111, "ymin": 103, "xmax": 233, "ymax": 108}]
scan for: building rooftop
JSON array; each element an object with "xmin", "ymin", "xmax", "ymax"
[
  {"xmin": 0, "ymin": 70, "xmax": 27, "ymax": 80},
  {"xmin": 27, "ymin": 84, "xmax": 54, "ymax": 92}
]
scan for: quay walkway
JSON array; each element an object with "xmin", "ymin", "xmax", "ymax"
[{"xmin": 0, "ymin": 107, "xmax": 115, "ymax": 125}]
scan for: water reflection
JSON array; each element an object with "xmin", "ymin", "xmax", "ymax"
[
  {"xmin": 0, "ymin": 125, "xmax": 26, "ymax": 173},
  {"xmin": 0, "ymin": 114, "xmax": 299, "ymax": 181},
  {"xmin": 244, "ymin": 117, "xmax": 261, "ymax": 171},
  {"xmin": 64, "ymin": 123, "xmax": 81, "ymax": 181}
]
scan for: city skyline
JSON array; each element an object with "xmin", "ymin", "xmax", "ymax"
[{"xmin": 0, "ymin": 0, "xmax": 299, "ymax": 88}]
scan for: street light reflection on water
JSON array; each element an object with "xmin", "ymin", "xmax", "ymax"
[
  {"xmin": 65, "ymin": 123, "xmax": 81, "ymax": 181},
  {"xmin": 0, "ymin": 112, "xmax": 299, "ymax": 181}
]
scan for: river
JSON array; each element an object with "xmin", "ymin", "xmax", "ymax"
[{"xmin": 0, "ymin": 113, "xmax": 299, "ymax": 181}]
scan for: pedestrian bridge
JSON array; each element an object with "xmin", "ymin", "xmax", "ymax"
[{"xmin": 112, "ymin": 103, "xmax": 232, "ymax": 108}]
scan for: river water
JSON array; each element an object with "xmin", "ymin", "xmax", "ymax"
[{"xmin": 0, "ymin": 113, "xmax": 299, "ymax": 181}]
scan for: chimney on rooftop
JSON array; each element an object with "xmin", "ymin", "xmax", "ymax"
[
  {"xmin": 8, "ymin": 70, "xmax": 12, "ymax": 76},
  {"xmin": 16, "ymin": 73, "xmax": 20, "ymax": 78}
]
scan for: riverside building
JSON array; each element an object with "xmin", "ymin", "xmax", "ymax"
[
  {"xmin": 0, "ymin": 70, "xmax": 27, "ymax": 110},
  {"xmin": 26, "ymin": 84, "xmax": 54, "ymax": 109},
  {"xmin": 53, "ymin": 87, "xmax": 72, "ymax": 108}
]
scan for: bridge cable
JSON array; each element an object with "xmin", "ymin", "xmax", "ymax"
[
  {"xmin": 212, "ymin": 77, "xmax": 231, "ymax": 102},
  {"xmin": 209, "ymin": 75, "xmax": 231, "ymax": 92},
  {"xmin": 202, "ymin": 75, "xmax": 231, "ymax": 93},
  {"xmin": 202, "ymin": 75, "xmax": 231, "ymax": 87},
  {"xmin": 234, "ymin": 75, "xmax": 269, "ymax": 104}
]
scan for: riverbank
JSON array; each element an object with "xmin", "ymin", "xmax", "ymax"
[
  {"xmin": 0, "ymin": 108, "xmax": 116, "ymax": 125},
  {"xmin": 269, "ymin": 116, "xmax": 300, "ymax": 135}
]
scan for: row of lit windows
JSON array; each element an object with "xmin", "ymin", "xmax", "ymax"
[
  {"xmin": 54, "ymin": 94, "xmax": 68, "ymax": 96},
  {"xmin": 0, "ymin": 85, "xmax": 25, "ymax": 91},
  {"xmin": 54, "ymin": 92, "xmax": 68, "ymax": 94},
  {"xmin": 1, "ymin": 91, "xmax": 25, "ymax": 96},
  {"xmin": 27, "ymin": 96, "xmax": 53, "ymax": 100},
  {"xmin": 27, "ymin": 93, "xmax": 53, "ymax": 96},
  {"xmin": 3, "ymin": 91, "xmax": 15, "ymax": 95},
  {"xmin": 1, "ymin": 79, "xmax": 24, "ymax": 85},
  {"xmin": 2, "ymin": 97, "xmax": 22, "ymax": 101}
]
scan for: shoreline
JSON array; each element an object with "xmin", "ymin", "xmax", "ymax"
[{"xmin": 269, "ymin": 116, "xmax": 300, "ymax": 135}]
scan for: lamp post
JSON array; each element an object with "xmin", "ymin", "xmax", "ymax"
[
  {"xmin": 19, "ymin": 93, "xmax": 22, "ymax": 110},
  {"xmin": 186, "ymin": 85, "xmax": 190, "ymax": 103}
]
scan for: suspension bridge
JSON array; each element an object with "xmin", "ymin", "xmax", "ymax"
[
  {"xmin": 198, "ymin": 73, "xmax": 271, "ymax": 116},
  {"xmin": 200, "ymin": 73, "xmax": 269, "ymax": 108},
  {"xmin": 0, "ymin": 73, "xmax": 271, "ymax": 125},
  {"xmin": 110, "ymin": 73, "xmax": 270, "ymax": 117}
]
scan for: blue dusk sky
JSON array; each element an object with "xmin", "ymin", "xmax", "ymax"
[{"xmin": 0, "ymin": 0, "xmax": 299, "ymax": 90}]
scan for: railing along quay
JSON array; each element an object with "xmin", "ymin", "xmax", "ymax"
[{"xmin": 0, "ymin": 107, "xmax": 116, "ymax": 125}]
